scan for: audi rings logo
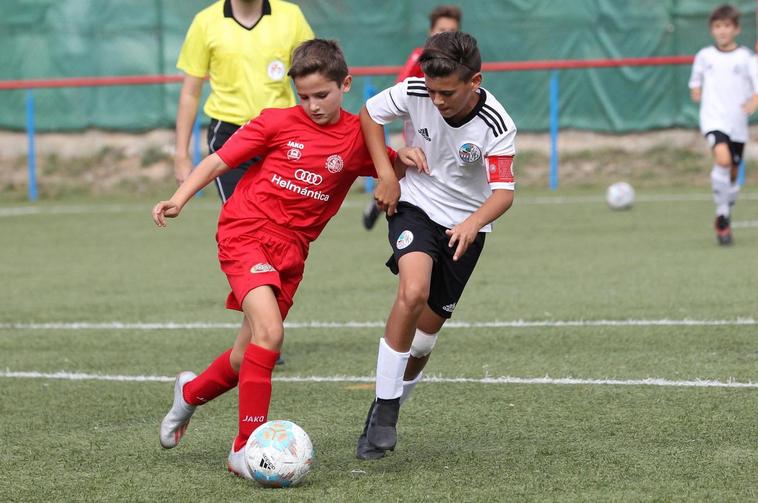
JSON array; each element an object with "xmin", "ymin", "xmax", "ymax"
[{"xmin": 294, "ymin": 169, "xmax": 323, "ymax": 185}]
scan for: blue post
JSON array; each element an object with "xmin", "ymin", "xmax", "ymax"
[
  {"xmin": 549, "ymin": 70, "xmax": 559, "ymax": 191},
  {"xmin": 192, "ymin": 114, "xmax": 202, "ymax": 196},
  {"xmin": 363, "ymin": 77, "xmax": 377, "ymax": 194},
  {"xmin": 737, "ymin": 159, "xmax": 745, "ymax": 186},
  {"xmin": 25, "ymin": 90, "xmax": 38, "ymax": 202}
]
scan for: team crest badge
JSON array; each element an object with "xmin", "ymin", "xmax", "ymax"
[
  {"xmin": 458, "ymin": 143, "xmax": 482, "ymax": 163},
  {"xmin": 267, "ymin": 60, "xmax": 286, "ymax": 81},
  {"xmin": 287, "ymin": 148, "xmax": 301, "ymax": 160},
  {"xmin": 396, "ymin": 230, "xmax": 414, "ymax": 250},
  {"xmin": 325, "ymin": 154, "xmax": 344, "ymax": 173}
]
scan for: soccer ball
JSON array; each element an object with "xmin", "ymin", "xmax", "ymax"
[
  {"xmin": 245, "ymin": 420, "xmax": 314, "ymax": 488},
  {"xmin": 606, "ymin": 182, "xmax": 635, "ymax": 210}
]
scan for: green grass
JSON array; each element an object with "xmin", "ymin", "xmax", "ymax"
[{"xmin": 1, "ymin": 187, "xmax": 757, "ymax": 501}]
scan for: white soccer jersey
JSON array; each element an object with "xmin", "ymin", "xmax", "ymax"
[
  {"xmin": 688, "ymin": 45, "xmax": 758, "ymax": 142},
  {"xmin": 366, "ymin": 77, "xmax": 517, "ymax": 232}
]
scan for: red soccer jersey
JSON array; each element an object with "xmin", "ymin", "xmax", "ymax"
[
  {"xmin": 215, "ymin": 106, "xmax": 390, "ymax": 244},
  {"xmin": 396, "ymin": 47, "xmax": 424, "ymax": 83}
]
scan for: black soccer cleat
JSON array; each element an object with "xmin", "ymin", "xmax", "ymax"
[
  {"xmin": 715, "ymin": 215, "xmax": 733, "ymax": 246},
  {"xmin": 362, "ymin": 199, "xmax": 381, "ymax": 230},
  {"xmin": 356, "ymin": 401, "xmax": 388, "ymax": 460},
  {"xmin": 366, "ymin": 397, "xmax": 400, "ymax": 451}
]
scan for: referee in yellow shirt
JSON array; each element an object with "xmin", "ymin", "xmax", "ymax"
[{"xmin": 174, "ymin": 0, "xmax": 314, "ymax": 201}]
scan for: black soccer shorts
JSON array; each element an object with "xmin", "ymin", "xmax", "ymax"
[
  {"xmin": 385, "ymin": 202, "xmax": 485, "ymax": 319},
  {"xmin": 705, "ymin": 130, "xmax": 745, "ymax": 166}
]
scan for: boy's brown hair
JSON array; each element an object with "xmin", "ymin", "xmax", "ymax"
[
  {"xmin": 287, "ymin": 39, "xmax": 349, "ymax": 85},
  {"xmin": 429, "ymin": 5, "xmax": 462, "ymax": 29},
  {"xmin": 419, "ymin": 31, "xmax": 481, "ymax": 81},
  {"xmin": 709, "ymin": 4, "xmax": 740, "ymax": 27}
]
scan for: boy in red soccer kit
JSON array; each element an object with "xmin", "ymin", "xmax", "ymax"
[{"xmin": 152, "ymin": 39, "xmax": 417, "ymax": 477}]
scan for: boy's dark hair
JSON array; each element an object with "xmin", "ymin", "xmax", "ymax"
[
  {"xmin": 419, "ymin": 31, "xmax": 481, "ymax": 81},
  {"xmin": 429, "ymin": 5, "xmax": 462, "ymax": 29},
  {"xmin": 709, "ymin": 4, "xmax": 740, "ymax": 26},
  {"xmin": 287, "ymin": 39, "xmax": 349, "ymax": 84}
]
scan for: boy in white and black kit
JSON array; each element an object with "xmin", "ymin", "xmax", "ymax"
[
  {"xmin": 689, "ymin": 4, "xmax": 758, "ymax": 245},
  {"xmin": 355, "ymin": 31, "xmax": 517, "ymax": 459}
]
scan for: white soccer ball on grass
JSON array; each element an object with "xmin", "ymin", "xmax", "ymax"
[
  {"xmin": 606, "ymin": 182, "xmax": 635, "ymax": 210},
  {"xmin": 245, "ymin": 420, "xmax": 314, "ymax": 488}
]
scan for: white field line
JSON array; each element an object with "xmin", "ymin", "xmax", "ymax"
[
  {"xmin": 2, "ymin": 192, "xmax": 756, "ymax": 217},
  {"xmin": 732, "ymin": 220, "xmax": 758, "ymax": 229},
  {"xmin": 1, "ymin": 318, "xmax": 757, "ymax": 331},
  {"xmin": 0, "ymin": 370, "xmax": 755, "ymax": 389}
]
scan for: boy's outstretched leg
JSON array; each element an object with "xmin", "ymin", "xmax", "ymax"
[
  {"xmin": 363, "ymin": 252, "xmax": 432, "ymax": 454},
  {"xmin": 227, "ymin": 286, "xmax": 283, "ymax": 478}
]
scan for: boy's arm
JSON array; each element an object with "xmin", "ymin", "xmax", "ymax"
[
  {"xmin": 445, "ymin": 190, "xmax": 514, "ymax": 261},
  {"xmin": 152, "ymin": 153, "xmax": 230, "ymax": 226},
  {"xmin": 688, "ymin": 50, "xmax": 704, "ymax": 103},
  {"xmin": 174, "ymin": 75, "xmax": 204, "ymax": 184},
  {"xmin": 360, "ymin": 105, "xmax": 400, "ymax": 216}
]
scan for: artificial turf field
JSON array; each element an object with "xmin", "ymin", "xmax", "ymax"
[{"xmin": 1, "ymin": 187, "xmax": 756, "ymax": 502}]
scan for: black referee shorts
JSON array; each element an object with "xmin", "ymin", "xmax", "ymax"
[
  {"xmin": 386, "ymin": 202, "xmax": 486, "ymax": 319},
  {"xmin": 207, "ymin": 118, "xmax": 261, "ymax": 202}
]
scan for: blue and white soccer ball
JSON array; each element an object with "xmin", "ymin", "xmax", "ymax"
[
  {"xmin": 606, "ymin": 181, "xmax": 635, "ymax": 210},
  {"xmin": 244, "ymin": 420, "xmax": 314, "ymax": 488}
]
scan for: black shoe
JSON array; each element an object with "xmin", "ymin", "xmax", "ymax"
[
  {"xmin": 715, "ymin": 216, "xmax": 733, "ymax": 246},
  {"xmin": 362, "ymin": 199, "xmax": 381, "ymax": 230},
  {"xmin": 276, "ymin": 355, "xmax": 285, "ymax": 366},
  {"xmin": 356, "ymin": 401, "xmax": 387, "ymax": 460},
  {"xmin": 366, "ymin": 397, "xmax": 400, "ymax": 451}
]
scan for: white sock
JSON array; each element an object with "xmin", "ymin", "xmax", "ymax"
[
  {"xmin": 710, "ymin": 164, "xmax": 731, "ymax": 216},
  {"xmin": 399, "ymin": 372, "xmax": 423, "ymax": 405},
  {"xmin": 728, "ymin": 181, "xmax": 740, "ymax": 211},
  {"xmin": 375, "ymin": 338, "xmax": 410, "ymax": 400}
]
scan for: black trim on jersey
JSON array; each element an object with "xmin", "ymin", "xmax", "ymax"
[
  {"xmin": 407, "ymin": 92, "xmax": 430, "ymax": 98},
  {"xmin": 482, "ymin": 104, "xmax": 507, "ymax": 133},
  {"xmin": 224, "ymin": 0, "xmax": 271, "ymax": 31},
  {"xmin": 477, "ymin": 110, "xmax": 500, "ymax": 137},
  {"xmin": 712, "ymin": 44, "xmax": 743, "ymax": 53},
  {"xmin": 407, "ymin": 78, "xmax": 426, "ymax": 85},
  {"xmin": 387, "ymin": 88, "xmax": 403, "ymax": 114},
  {"xmin": 443, "ymin": 88, "xmax": 487, "ymax": 128}
]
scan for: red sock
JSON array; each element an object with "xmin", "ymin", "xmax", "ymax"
[
  {"xmin": 182, "ymin": 348, "xmax": 239, "ymax": 406},
  {"xmin": 232, "ymin": 343, "xmax": 280, "ymax": 452}
]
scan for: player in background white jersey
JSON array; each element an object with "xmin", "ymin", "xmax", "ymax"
[
  {"xmin": 689, "ymin": 4, "xmax": 758, "ymax": 245},
  {"xmin": 356, "ymin": 31, "xmax": 517, "ymax": 459}
]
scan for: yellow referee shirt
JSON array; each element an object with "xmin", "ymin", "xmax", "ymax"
[{"xmin": 177, "ymin": 0, "xmax": 314, "ymax": 125}]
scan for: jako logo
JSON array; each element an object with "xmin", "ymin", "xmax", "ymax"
[
  {"xmin": 294, "ymin": 169, "xmax": 322, "ymax": 185},
  {"xmin": 287, "ymin": 140, "xmax": 304, "ymax": 149},
  {"xmin": 243, "ymin": 415, "xmax": 266, "ymax": 423}
]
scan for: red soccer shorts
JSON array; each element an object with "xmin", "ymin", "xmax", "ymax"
[{"xmin": 217, "ymin": 224, "xmax": 308, "ymax": 319}]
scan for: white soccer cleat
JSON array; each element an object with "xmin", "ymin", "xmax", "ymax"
[
  {"xmin": 227, "ymin": 443, "xmax": 253, "ymax": 480},
  {"xmin": 159, "ymin": 371, "xmax": 197, "ymax": 449}
]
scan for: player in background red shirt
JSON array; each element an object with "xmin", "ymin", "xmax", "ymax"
[
  {"xmin": 362, "ymin": 5, "xmax": 462, "ymax": 230},
  {"xmin": 152, "ymin": 39, "xmax": 422, "ymax": 478}
]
